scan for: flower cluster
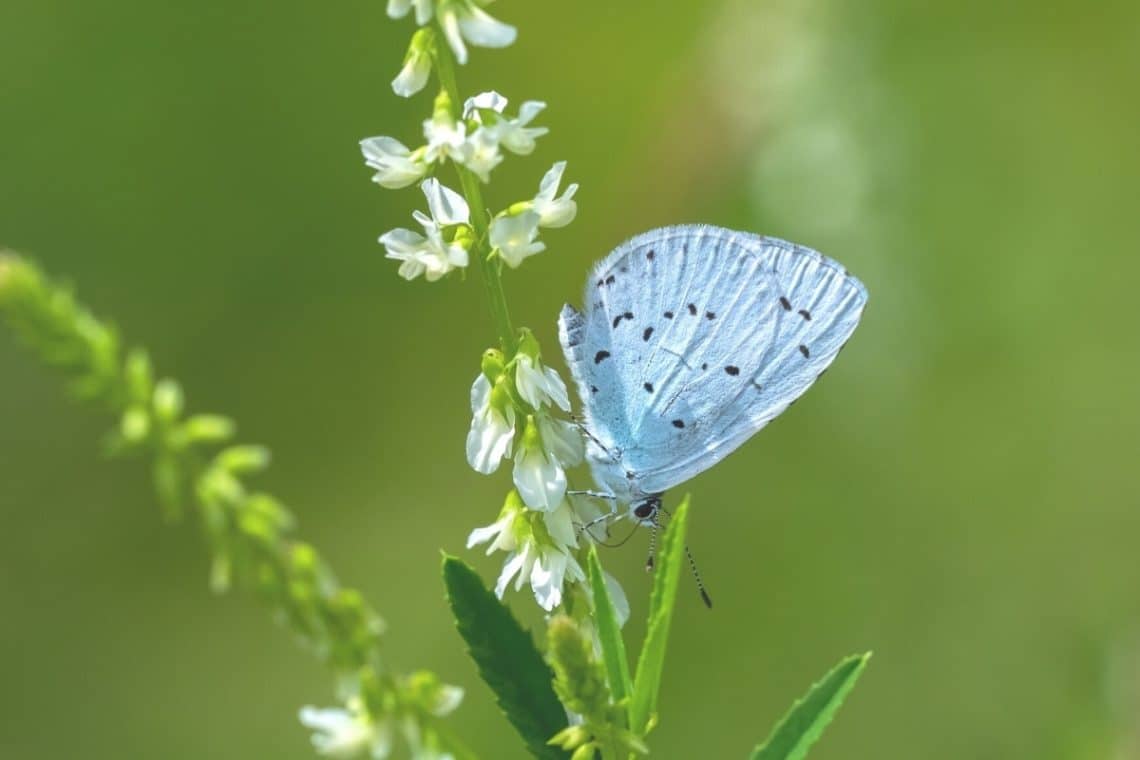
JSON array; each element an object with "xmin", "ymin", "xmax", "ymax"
[
  {"xmin": 388, "ymin": 0, "xmax": 516, "ymax": 71},
  {"xmin": 365, "ymin": 0, "xmax": 609, "ymax": 621},
  {"xmin": 463, "ymin": 330, "xmax": 612, "ymax": 610},
  {"xmin": 300, "ymin": 673, "xmax": 463, "ymax": 760},
  {"xmin": 360, "ymin": 89, "xmax": 577, "ymax": 281}
]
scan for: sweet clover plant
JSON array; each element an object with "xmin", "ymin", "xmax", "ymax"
[{"xmin": 0, "ymin": 3, "xmax": 870, "ymax": 758}]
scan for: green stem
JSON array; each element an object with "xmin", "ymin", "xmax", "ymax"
[{"xmin": 433, "ymin": 37, "xmax": 517, "ymax": 355}]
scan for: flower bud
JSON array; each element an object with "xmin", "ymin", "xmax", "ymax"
[
  {"xmin": 120, "ymin": 406, "xmax": 151, "ymax": 444},
  {"xmin": 392, "ymin": 27, "xmax": 435, "ymax": 98},
  {"xmin": 515, "ymin": 327, "xmax": 541, "ymax": 361},
  {"xmin": 152, "ymin": 379, "xmax": 184, "ymax": 422}
]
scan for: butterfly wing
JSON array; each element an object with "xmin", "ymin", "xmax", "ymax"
[{"xmin": 559, "ymin": 225, "xmax": 867, "ymax": 496}]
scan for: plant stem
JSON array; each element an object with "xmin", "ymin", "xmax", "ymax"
[{"xmin": 433, "ymin": 38, "xmax": 517, "ymax": 355}]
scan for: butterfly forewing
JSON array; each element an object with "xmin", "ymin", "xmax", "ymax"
[{"xmin": 559, "ymin": 225, "xmax": 867, "ymax": 498}]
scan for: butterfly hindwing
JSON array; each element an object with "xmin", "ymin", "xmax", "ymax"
[{"xmin": 559, "ymin": 225, "xmax": 867, "ymax": 497}]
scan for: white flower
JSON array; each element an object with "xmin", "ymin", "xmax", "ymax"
[
  {"xmin": 460, "ymin": 127, "xmax": 503, "ymax": 182},
  {"xmin": 379, "ymin": 179, "xmax": 470, "ymax": 282},
  {"xmin": 495, "ymin": 100, "xmax": 548, "ymax": 155},
  {"xmin": 437, "ymin": 0, "xmax": 517, "ymax": 65},
  {"xmin": 513, "ymin": 416, "xmax": 567, "ymax": 510},
  {"xmin": 392, "ymin": 31, "xmax": 433, "ymax": 98},
  {"xmin": 470, "ymin": 497, "xmax": 585, "ymax": 611},
  {"xmin": 420, "ymin": 176, "xmax": 469, "ymax": 225},
  {"xmin": 490, "ymin": 211, "xmax": 544, "ymax": 268},
  {"xmin": 530, "ymin": 546, "xmax": 587, "ymax": 610},
  {"xmin": 467, "ymin": 494, "xmax": 524, "ymax": 556},
  {"xmin": 299, "ymin": 701, "xmax": 392, "ymax": 759},
  {"xmin": 514, "ymin": 354, "xmax": 570, "ymax": 411},
  {"xmin": 465, "ymin": 374, "xmax": 515, "ymax": 474},
  {"xmin": 423, "ymin": 115, "xmax": 469, "ymax": 164},
  {"xmin": 496, "ymin": 538, "xmax": 585, "ymax": 610},
  {"xmin": 359, "ymin": 136, "xmax": 428, "ymax": 189},
  {"xmin": 536, "ymin": 413, "xmax": 584, "ymax": 468},
  {"xmin": 531, "ymin": 161, "xmax": 579, "ymax": 228},
  {"xmin": 602, "ymin": 570, "xmax": 630, "ymax": 628},
  {"xmin": 462, "ymin": 90, "xmax": 508, "ymax": 121},
  {"xmin": 426, "ymin": 684, "xmax": 464, "ymax": 717},
  {"xmin": 387, "ymin": 0, "xmax": 433, "ymax": 25},
  {"xmin": 460, "ymin": 92, "xmax": 548, "ymax": 154}
]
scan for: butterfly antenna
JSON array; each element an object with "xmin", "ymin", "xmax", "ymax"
[
  {"xmin": 685, "ymin": 543, "xmax": 713, "ymax": 609},
  {"xmin": 645, "ymin": 512, "xmax": 659, "ymax": 572},
  {"xmin": 657, "ymin": 504, "xmax": 712, "ymax": 608},
  {"xmin": 576, "ymin": 511, "xmax": 614, "ymax": 543}
]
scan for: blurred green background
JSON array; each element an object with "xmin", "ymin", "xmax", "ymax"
[{"xmin": 2, "ymin": 0, "xmax": 1139, "ymax": 757}]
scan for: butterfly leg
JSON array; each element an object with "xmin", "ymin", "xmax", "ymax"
[
  {"xmin": 571, "ymin": 493, "xmax": 620, "ymax": 543},
  {"xmin": 567, "ymin": 489, "xmax": 618, "ymax": 501}
]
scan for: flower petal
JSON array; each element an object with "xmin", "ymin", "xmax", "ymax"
[
  {"xmin": 537, "ymin": 414, "xmax": 584, "ymax": 468},
  {"xmin": 392, "ymin": 52, "xmax": 431, "ymax": 98},
  {"xmin": 495, "ymin": 550, "xmax": 525, "ymax": 598},
  {"xmin": 439, "ymin": 10, "xmax": 468, "ymax": 65},
  {"xmin": 513, "ymin": 445, "xmax": 566, "ymax": 510},
  {"xmin": 457, "ymin": 6, "xmax": 518, "ymax": 49},
  {"xmin": 421, "ymin": 178, "xmax": 471, "ymax": 226},
  {"xmin": 463, "ymin": 90, "xmax": 508, "ymax": 119}
]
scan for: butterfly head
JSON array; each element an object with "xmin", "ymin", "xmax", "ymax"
[{"xmin": 631, "ymin": 494, "xmax": 662, "ymax": 524}]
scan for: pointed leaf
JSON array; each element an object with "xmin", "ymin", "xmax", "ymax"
[
  {"xmin": 750, "ymin": 652, "xmax": 872, "ymax": 760},
  {"xmin": 586, "ymin": 546, "xmax": 633, "ymax": 707},
  {"xmin": 442, "ymin": 555, "xmax": 569, "ymax": 760},
  {"xmin": 630, "ymin": 496, "xmax": 690, "ymax": 734}
]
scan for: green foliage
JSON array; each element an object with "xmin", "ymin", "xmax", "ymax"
[
  {"xmin": 0, "ymin": 253, "xmax": 465, "ymax": 756},
  {"xmin": 546, "ymin": 615, "xmax": 647, "ymax": 760},
  {"xmin": 586, "ymin": 546, "xmax": 633, "ymax": 708},
  {"xmin": 750, "ymin": 653, "xmax": 872, "ymax": 760},
  {"xmin": 630, "ymin": 496, "xmax": 691, "ymax": 735},
  {"xmin": 547, "ymin": 614, "xmax": 612, "ymax": 718},
  {"xmin": 442, "ymin": 555, "xmax": 569, "ymax": 760}
]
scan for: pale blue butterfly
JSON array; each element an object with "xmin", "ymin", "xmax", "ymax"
[{"xmin": 558, "ymin": 225, "xmax": 868, "ymax": 525}]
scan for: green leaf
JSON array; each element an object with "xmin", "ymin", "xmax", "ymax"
[
  {"xmin": 750, "ymin": 652, "xmax": 872, "ymax": 760},
  {"xmin": 629, "ymin": 495, "xmax": 690, "ymax": 735},
  {"xmin": 441, "ymin": 555, "xmax": 569, "ymax": 760},
  {"xmin": 586, "ymin": 546, "xmax": 633, "ymax": 708}
]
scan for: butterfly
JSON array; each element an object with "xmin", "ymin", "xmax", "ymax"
[{"xmin": 558, "ymin": 225, "xmax": 868, "ymax": 523}]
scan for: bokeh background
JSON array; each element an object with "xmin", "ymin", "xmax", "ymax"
[{"xmin": 2, "ymin": 0, "xmax": 1139, "ymax": 757}]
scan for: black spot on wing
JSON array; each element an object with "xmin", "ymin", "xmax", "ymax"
[
  {"xmin": 798, "ymin": 309, "xmax": 812, "ymax": 321},
  {"xmin": 590, "ymin": 385, "xmax": 598, "ymax": 394},
  {"xmin": 687, "ymin": 303, "xmax": 697, "ymax": 316},
  {"xmin": 646, "ymin": 249, "xmax": 655, "ymax": 261},
  {"xmin": 643, "ymin": 382, "xmax": 654, "ymax": 393},
  {"xmin": 725, "ymin": 365, "xmax": 740, "ymax": 376},
  {"xmin": 605, "ymin": 275, "xmax": 615, "ymax": 285},
  {"xmin": 798, "ymin": 345, "xmax": 810, "ymax": 358},
  {"xmin": 671, "ymin": 419, "xmax": 685, "ymax": 429},
  {"xmin": 779, "ymin": 296, "xmax": 792, "ymax": 310},
  {"xmin": 643, "ymin": 327, "xmax": 654, "ymax": 341},
  {"xmin": 664, "ymin": 311, "xmax": 674, "ymax": 319},
  {"xmin": 595, "ymin": 350, "xmax": 611, "ymax": 364},
  {"xmin": 705, "ymin": 311, "xmax": 716, "ymax": 320},
  {"xmin": 612, "ymin": 311, "xmax": 634, "ymax": 328}
]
